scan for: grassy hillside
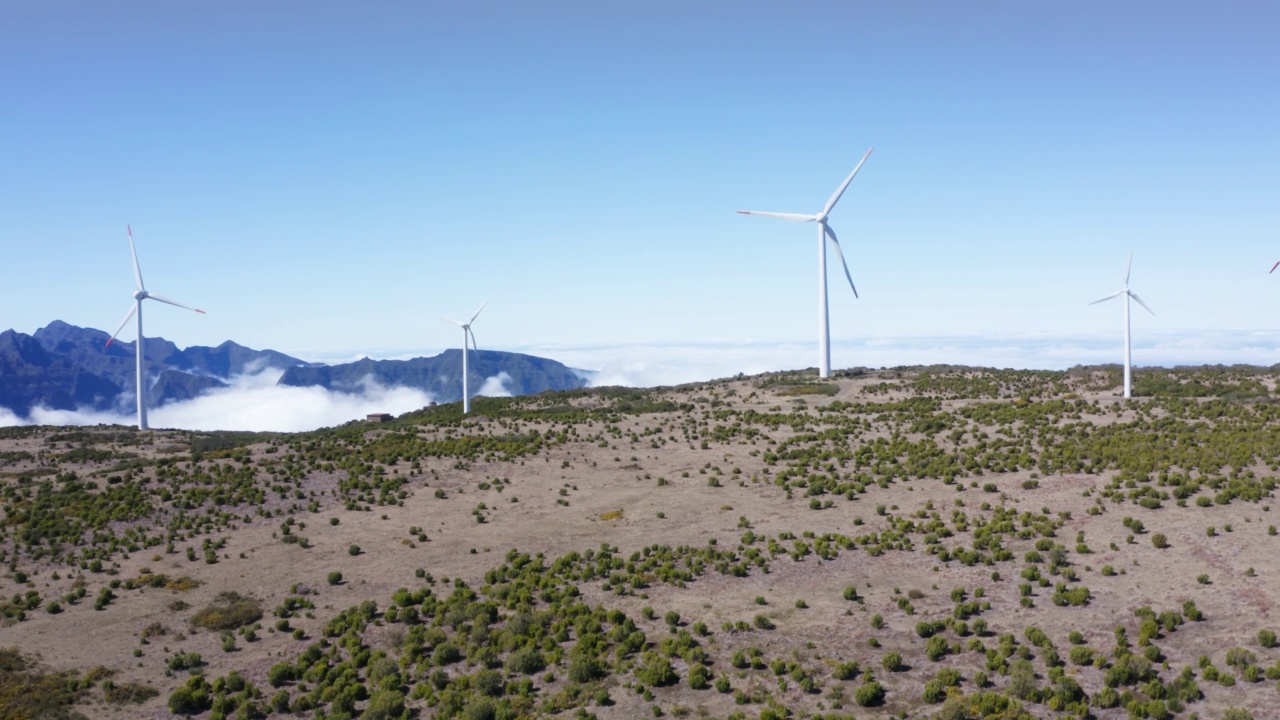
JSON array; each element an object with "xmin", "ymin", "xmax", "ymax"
[{"xmin": 1, "ymin": 365, "xmax": 1277, "ymax": 719}]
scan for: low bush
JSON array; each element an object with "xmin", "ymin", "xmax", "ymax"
[
  {"xmin": 190, "ymin": 592, "xmax": 262, "ymax": 631},
  {"xmin": 854, "ymin": 681, "xmax": 885, "ymax": 706},
  {"xmin": 881, "ymin": 651, "xmax": 903, "ymax": 672}
]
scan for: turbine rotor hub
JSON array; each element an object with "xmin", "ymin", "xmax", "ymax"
[{"xmin": 133, "ymin": 290, "xmax": 148, "ymax": 301}]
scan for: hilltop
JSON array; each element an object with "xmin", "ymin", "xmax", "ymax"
[{"xmin": 0, "ymin": 364, "xmax": 1277, "ymax": 719}]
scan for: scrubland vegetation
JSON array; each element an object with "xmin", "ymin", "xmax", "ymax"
[{"xmin": 2, "ymin": 364, "xmax": 1279, "ymax": 719}]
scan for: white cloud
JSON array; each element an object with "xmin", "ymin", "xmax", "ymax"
[
  {"xmin": 476, "ymin": 372, "xmax": 514, "ymax": 398},
  {"xmin": 523, "ymin": 329, "xmax": 1280, "ymax": 389},
  {"xmin": 0, "ymin": 407, "xmax": 26, "ymax": 427},
  {"xmin": 3, "ymin": 369, "xmax": 437, "ymax": 433}
]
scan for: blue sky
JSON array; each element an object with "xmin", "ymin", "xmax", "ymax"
[{"xmin": 4, "ymin": 1, "xmax": 1278, "ymax": 378}]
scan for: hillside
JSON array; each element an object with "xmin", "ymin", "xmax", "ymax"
[{"xmin": 0, "ymin": 365, "xmax": 1277, "ymax": 720}]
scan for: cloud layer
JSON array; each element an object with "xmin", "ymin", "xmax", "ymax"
[
  {"xmin": 0, "ymin": 370, "xmax": 438, "ymax": 433},
  {"xmin": 4, "ymin": 330, "xmax": 1279, "ymax": 433},
  {"xmin": 537, "ymin": 329, "xmax": 1280, "ymax": 389}
]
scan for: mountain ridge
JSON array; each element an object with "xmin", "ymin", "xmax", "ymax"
[{"xmin": 0, "ymin": 321, "xmax": 589, "ymax": 419}]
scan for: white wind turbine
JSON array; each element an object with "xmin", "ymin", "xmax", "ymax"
[
  {"xmin": 738, "ymin": 147, "xmax": 873, "ymax": 378},
  {"xmin": 443, "ymin": 302, "xmax": 485, "ymax": 414},
  {"xmin": 1090, "ymin": 252, "xmax": 1154, "ymax": 399},
  {"xmin": 105, "ymin": 225, "xmax": 206, "ymax": 430}
]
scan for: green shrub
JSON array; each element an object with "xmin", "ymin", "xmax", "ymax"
[
  {"xmin": 267, "ymin": 662, "xmax": 296, "ymax": 687},
  {"xmin": 361, "ymin": 689, "xmax": 406, "ymax": 720},
  {"xmin": 1151, "ymin": 533, "xmax": 1168, "ymax": 549},
  {"xmin": 508, "ymin": 648, "xmax": 547, "ymax": 675},
  {"xmin": 833, "ymin": 660, "xmax": 859, "ymax": 680},
  {"xmin": 1259, "ymin": 629, "xmax": 1277, "ymax": 648},
  {"xmin": 925, "ymin": 636, "xmax": 949, "ymax": 662},
  {"xmin": 636, "ymin": 652, "xmax": 678, "ymax": 687},
  {"xmin": 854, "ymin": 681, "xmax": 885, "ymax": 707},
  {"xmin": 688, "ymin": 663, "xmax": 710, "ymax": 690},
  {"xmin": 432, "ymin": 642, "xmax": 461, "ymax": 665},
  {"xmin": 1069, "ymin": 646, "xmax": 1094, "ymax": 666},
  {"xmin": 167, "ymin": 686, "xmax": 209, "ymax": 715},
  {"xmin": 327, "ymin": 571, "xmax": 342, "ymax": 585},
  {"xmin": 922, "ymin": 679, "xmax": 945, "ymax": 703},
  {"xmin": 881, "ymin": 652, "xmax": 903, "ymax": 672},
  {"xmin": 568, "ymin": 656, "xmax": 603, "ymax": 683},
  {"xmin": 1225, "ymin": 647, "xmax": 1257, "ymax": 669}
]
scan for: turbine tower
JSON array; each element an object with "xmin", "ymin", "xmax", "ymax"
[
  {"xmin": 737, "ymin": 147, "xmax": 873, "ymax": 378},
  {"xmin": 443, "ymin": 302, "xmax": 485, "ymax": 414},
  {"xmin": 1090, "ymin": 252, "xmax": 1154, "ymax": 399},
  {"xmin": 105, "ymin": 225, "xmax": 206, "ymax": 430}
]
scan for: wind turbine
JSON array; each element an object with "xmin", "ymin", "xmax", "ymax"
[
  {"xmin": 1090, "ymin": 252, "xmax": 1154, "ymax": 399},
  {"xmin": 443, "ymin": 302, "xmax": 485, "ymax": 414},
  {"xmin": 104, "ymin": 225, "xmax": 206, "ymax": 430},
  {"xmin": 737, "ymin": 147, "xmax": 873, "ymax": 378}
]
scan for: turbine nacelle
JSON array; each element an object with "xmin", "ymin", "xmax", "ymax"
[{"xmin": 134, "ymin": 290, "xmax": 149, "ymax": 301}]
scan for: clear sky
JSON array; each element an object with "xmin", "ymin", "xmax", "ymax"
[{"xmin": 4, "ymin": 1, "xmax": 1278, "ymax": 378}]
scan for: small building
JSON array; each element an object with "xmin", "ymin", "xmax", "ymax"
[{"xmin": 366, "ymin": 413, "xmax": 393, "ymax": 423}]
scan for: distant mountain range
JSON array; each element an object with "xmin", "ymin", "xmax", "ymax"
[{"xmin": 0, "ymin": 321, "xmax": 588, "ymax": 419}]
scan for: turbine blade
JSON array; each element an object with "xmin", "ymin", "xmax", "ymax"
[
  {"xmin": 469, "ymin": 301, "xmax": 487, "ymax": 324},
  {"xmin": 146, "ymin": 293, "xmax": 205, "ymax": 314},
  {"xmin": 822, "ymin": 146, "xmax": 874, "ymax": 215},
  {"xmin": 736, "ymin": 210, "xmax": 816, "ymax": 223},
  {"xmin": 1089, "ymin": 290, "xmax": 1125, "ymax": 305},
  {"xmin": 1124, "ymin": 251, "xmax": 1133, "ymax": 286},
  {"xmin": 105, "ymin": 304, "xmax": 138, "ymax": 347},
  {"xmin": 824, "ymin": 224, "xmax": 858, "ymax": 299},
  {"xmin": 127, "ymin": 224, "xmax": 145, "ymax": 291},
  {"xmin": 1270, "ymin": 260, "xmax": 1280, "ymax": 274},
  {"xmin": 1130, "ymin": 292, "xmax": 1155, "ymax": 316},
  {"xmin": 442, "ymin": 317, "xmax": 463, "ymax": 326},
  {"xmin": 468, "ymin": 328, "xmax": 480, "ymax": 355}
]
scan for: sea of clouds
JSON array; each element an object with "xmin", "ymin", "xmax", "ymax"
[{"xmin": 2, "ymin": 330, "xmax": 1278, "ymax": 433}]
